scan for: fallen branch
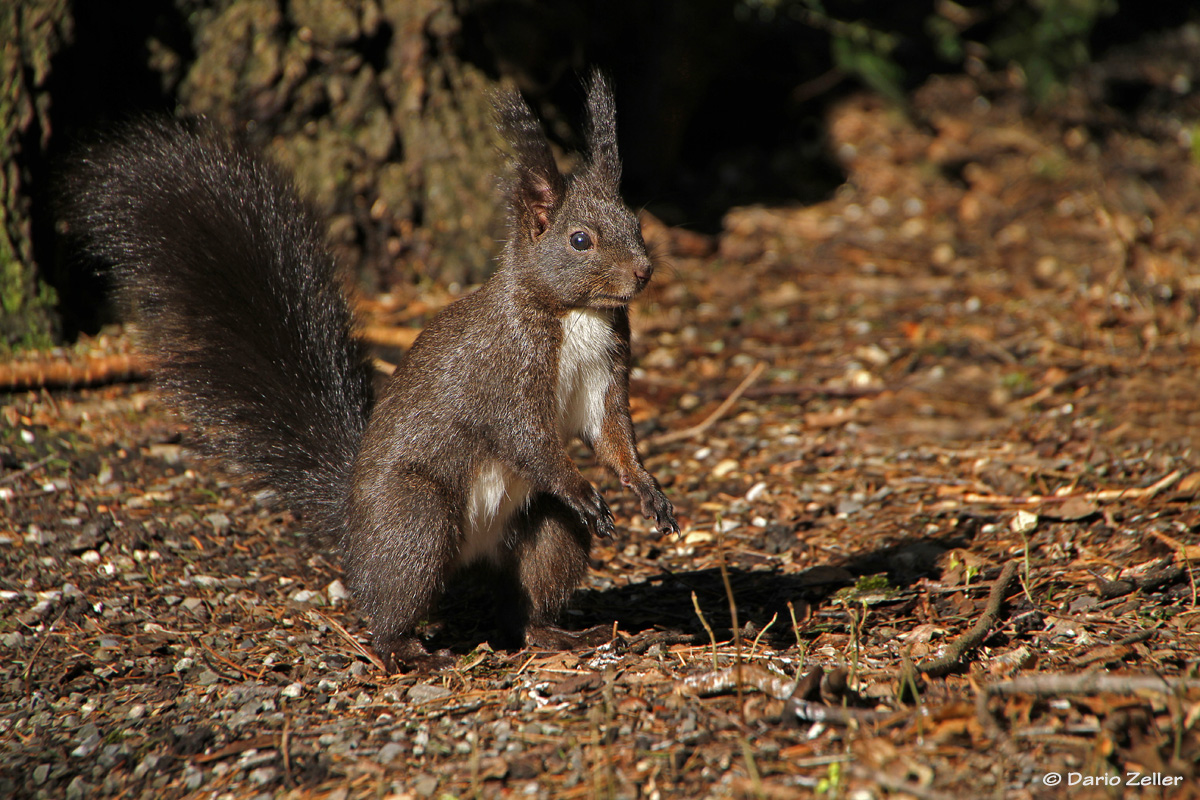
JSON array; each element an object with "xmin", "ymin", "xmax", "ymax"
[
  {"xmin": 949, "ymin": 470, "xmax": 1183, "ymax": 507},
  {"xmin": 0, "ymin": 326, "xmax": 416, "ymax": 392},
  {"xmin": 918, "ymin": 561, "xmax": 1018, "ymax": 677},
  {"xmin": 316, "ymin": 612, "xmax": 386, "ymax": 672},
  {"xmin": 1072, "ymin": 628, "xmax": 1156, "ymax": 667},
  {"xmin": 680, "ymin": 665, "xmax": 896, "ymax": 725},
  {"xmin": 0, "ymin": 354, "xmax": 146, "ymax": 391},
  {"xmin": 648, "ymin": 362, "xmax": 766, "ymax": 446},
  {"xmin": 1094, "ymin": 565, "xmax": 1184, "ymax": 599},
  {"xmin": 984, "ymin": 672, "xmax": 1200, "ymax": 698},
  {"xmin": 192, "ymin": 734, "xmax": 282, "ymax": 764},
  {"xmin": 0, "ymin": 454, "xmax": 56, "ymax": 486},
  {"xmin": 359, "ymin": 324, "xmax": 421, "ymax": 350},
  {"xmin": 744, "ymin": 382, "xmax": 883, "ymax": 399},
  {"xmin": 194, "ymin": 637, "xmax": 268, "ymax": 682},
  {"xmin": 1151, "ymin": 529, "xmax": 1200, "ymax": 559},
  {"xmin": 847, "ymin": 764, "xmax": 959, "ymax": 800}
]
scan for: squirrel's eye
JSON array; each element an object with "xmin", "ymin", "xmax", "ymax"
[{"xmin": 569, "ymin": 231, "xmax": 593, "ymax": 251}]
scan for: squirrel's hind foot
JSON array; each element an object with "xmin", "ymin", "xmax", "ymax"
[
  {"xmin": 374, "ymin": 635, "xmax": 456, "ymax": 674},
  {"xmin": 523, "ymin": 623, "xmax": 615, "ymax": 651}
]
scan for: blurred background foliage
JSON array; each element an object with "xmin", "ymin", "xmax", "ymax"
[
  {"xmin": 743, "ymin": 0, "xmax": 1122, "ymax": 105},
  {"xmin": 1, "ymin": 0, "xmax": 1195, "ymax": 348}
]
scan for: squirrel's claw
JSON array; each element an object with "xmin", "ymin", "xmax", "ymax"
[{"xmin": 638, "ymin": 488, "xmax": 679, "ymax": 536}]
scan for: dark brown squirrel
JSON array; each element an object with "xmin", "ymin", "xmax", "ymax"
[{"xmin": 61, "ymin": 73, "xmax": 679, "ymax": 671}]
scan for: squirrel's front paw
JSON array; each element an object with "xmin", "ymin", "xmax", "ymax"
[
  {"xmin": 589, "ymin": 492, "xmax": 617, "ymax": 539},
  {"xmin": 575, "ymin": 486, "xmax": 616, "ymax": 539},
  {"xmin": 639, "ymin": 489, "xmax": 679, "ymax": 536}
]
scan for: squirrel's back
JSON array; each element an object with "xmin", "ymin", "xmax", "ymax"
[{"xmin": 61, "ymin": 117, "xmax": 374, "ymax": 540}]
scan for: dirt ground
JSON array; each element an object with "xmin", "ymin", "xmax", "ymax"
[{"xmin": 4, "ymin": 44, "xmax": 1200, "ymax": 800}]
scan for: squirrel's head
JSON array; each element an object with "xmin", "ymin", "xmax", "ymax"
[{"xmin": 494, "ymin": 72, "xmax": 653, "ymax": 311}]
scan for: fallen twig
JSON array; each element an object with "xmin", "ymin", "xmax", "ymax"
[
  {"xmin": 984, "ymin": 672, "xmax": 1200, "ymax": 698},
  {"xmin": 1150, "ymin": 529, "xmax": 1200, "ymax": 561},
  {"xmin": 23, "ymin": 610, "xmax": 67, "ymax": 697},
  {"xmin": 1072, "ymin": 628, "xmax": 1156, "ymax": 667},
  {"xmin": 648, "ymin": 362, "xmax": 766, "ymax": 446},
  {"xmin": 848, "ymin": 763, "xmax": 959, "ymax": 800},
  {"xmin": 0, "ymin": 454, "xmax": 56, "ymax": 486},
  {"xmin": 951, "ymin": 470, "xmax": 1182, "ymax": 507},
  {"xmin": 680, "ymin": 665, "xmax": 897, "ymax": 725},
  {"xmin": 317, "ymin": 612, "xmax": 386, "ymax": 671},
  {"xmin": 918, "ymin": 561, "xmax": 1019, "ymax": 677},
  {"xmin": 0, "ymin": 327, "xmax": 414, "ymax": 392},
  {"xmin": 195, "ymin": 637, "xmax": 268, "ymax": 682},
  {"xmin": 1095, "ymin": 564, "xmax": 1184, "ymax": 599},
  {"xmin": 359, "ymin": 324, "xmax": 422, "ymax": 350},
  {"xmin": 744, "ymin": 382, "xmax": 883, "ymax": 399},
  {"xmin": 0, "ymin": 354, "xmax": 146, "ymax": 391},
  {"xmin": 192, "ymin": 734, "xmax": 281, "ymax": 764}
]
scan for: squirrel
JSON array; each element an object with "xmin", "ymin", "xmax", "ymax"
[{"xmin": 60, "ymin": 74, "xmax": 679, "ymax": 672}]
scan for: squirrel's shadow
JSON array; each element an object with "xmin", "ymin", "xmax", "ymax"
[{"xmin": 421, "ymin": 526, "xmax": 977, "ymax": 655}]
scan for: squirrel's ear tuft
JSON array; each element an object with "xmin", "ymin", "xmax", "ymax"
[
  {"xmin": 492, "ymin": 88, "xmax": 565, "ymax": 238},
  {"xmin": 582, "ymin": 70, "xmax": 621, "ymax": 198}
]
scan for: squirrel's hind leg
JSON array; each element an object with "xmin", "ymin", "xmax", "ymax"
[
  {"xmin": 495, "ymin": 497, "xmax": 613, "ymax": 650},
  {"xmin": 345, "ymin": 471, "xmax": 459, "ymax": 672}
]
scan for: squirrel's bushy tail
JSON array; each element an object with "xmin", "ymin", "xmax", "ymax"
[{"xmin": 61, "ymin": 117, "xmax": 373, "ymax": 540}]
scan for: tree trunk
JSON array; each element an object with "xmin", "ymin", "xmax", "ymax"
[
  {"xmin": 178, "ymin": 0, "xmax": 508, "ymax": 289},
  {"xmin": 1, "ymin": 1, "xmax": 69, "ymax": 351}
]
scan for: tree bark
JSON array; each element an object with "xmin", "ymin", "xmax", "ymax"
[
  {"xmin": 178, "ymin": 0, "xmax": 508, "ymax": 288},
  {"xmin": 1, "ymin": 1, "xmax": 69, "ymax": 351}
]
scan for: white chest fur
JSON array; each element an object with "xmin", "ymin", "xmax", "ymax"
[
  {"xmin": 460, "ymin": 309, "xmax": 615, "ymax": 566},
  {"xmin": 461, "ymin": 459, "xmax": 530, "ymax": 565},
  {"xmin": 556, "ymin": 308, "xmax": 616, "ymax": 442}
]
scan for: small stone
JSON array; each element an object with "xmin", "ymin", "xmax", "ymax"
[
  {"xmin": 71, "ymin": 724, "xmax": 102, "ymax": 758},
  {"xmin": 327, "ymin": 579, "xmax": 348, "ymax": 604},
  {"xmin": 69, "ymin": 520, "xmax": 110, "ymax": 553},
  {"xmin": 26, "ymin": 526, "xmax": 55, "ymax": 545},
  {"xmin": 184, "ymin": 765, "xmax": 204, "ymax": 789},
  {"xmin": 66, "ymin": 776, "xmax": 90, "ymax": 800},
  {"xmin": 931, "ymin": 242, "xmax": 955, "ymax": 266},
  {"xmin": 1011, "ymin": 510, "xmax": 1038, "ymax": 535},
  {"xmin": 204, "ymin": 512, "xmax": 232, "ymax": 534},
  {"xmin": 134, "ymin": 754, "xmax": 160, "ymax": 779},
  {"xmin": 291, "ymin": 589, "xmax": 325, "ymax": 605},
  {"xmin": 407, "ymin": 684, "xmax": 453, "ymax": 704},
  {"xmin": 413, "ymin": 774, "xmax": 439, "ymax": 797},
  {"xmin": 711, "ymin": 459, "xmax": 738, "ymax": 479},
  {"xmin": 249, "ymin": 766, "xmax": 277, "ymax": 786},
  {"xmin": 282, "ymin": 682, "xmax": 304, "ymax": 699},
  {"xmin": 744, "ymin": 481, "xmax": 768, "ymax": 502},
  {"xmin": 836, "ymin": 498, "xmax": 863, "ymax": 516},
  {"xmin": 98, "ymin": 743, "xmax": 127, "ymax": 768},
  {"xmin": 196, "ymin": 670, "xmax": 221, "ymax": 686},
  {"xmin": 378, "ymin": 742, "xmax": 404, "ymax": 763}
]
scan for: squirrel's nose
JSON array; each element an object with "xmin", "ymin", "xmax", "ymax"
[{"xmin": 632, "ymin": 257, "xmax": 653, "ymax": 283}]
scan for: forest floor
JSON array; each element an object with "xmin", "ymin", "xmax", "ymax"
[{"xmin": 5, "ymin": 44, "xmax": 1200, "ymax": 800}]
